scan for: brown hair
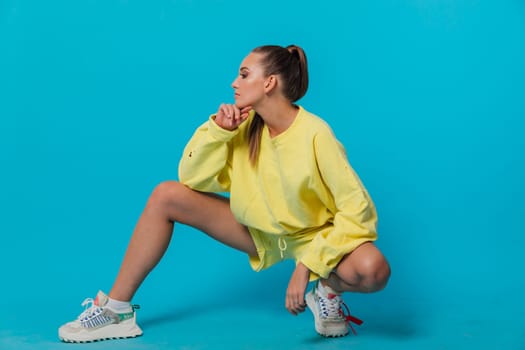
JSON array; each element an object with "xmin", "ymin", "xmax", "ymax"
[{"xmin": 247, "ymin": 45, "xmax": 309, "ymax": 165}]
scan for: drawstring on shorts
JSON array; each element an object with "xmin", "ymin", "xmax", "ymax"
[{"xmin": 278, "ymin": 236, "xmax": 287, "ymax": 259}]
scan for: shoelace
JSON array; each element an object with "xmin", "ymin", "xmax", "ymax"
[
  {"xmin": 327, "ymin": 293, "xmax": 364, "ymax": 335},
  {"xmin": 78, "ymin": 298, "xmax": 102, "ymax": 321},
  {"xmin": 319, "ymin": 293, "xmax": 343, "ymax": 319}
]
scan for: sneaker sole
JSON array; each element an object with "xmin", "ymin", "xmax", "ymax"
[
  {"xmin": 305, "ymin": 291, "xmax": 349, "ymax": 338},
  {"xmin": 59, "ymin": 333, "xmax": 142, "ymax": 343},
  {"xmin": 58, "ymin": 319, "xmax": 143, "ymax": 343}
]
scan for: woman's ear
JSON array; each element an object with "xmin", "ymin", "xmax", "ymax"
[{"xmin": 264, "ymin": 75, "xmax": 278, "ymax": 93}]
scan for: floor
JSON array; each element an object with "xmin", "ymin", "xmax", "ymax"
[{"xmin": 1, "ymin": 256, "xmax": 523, "ymax": 350}]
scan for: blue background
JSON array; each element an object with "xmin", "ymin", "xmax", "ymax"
[{"xmin": 1, "ymin": 0, "xmax": 524, "ymax": 349}]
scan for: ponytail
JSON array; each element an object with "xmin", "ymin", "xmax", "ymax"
[
  {"xmin": 285, "ymin": 45, "xmax": 309, "ymax": 102},
  {"xmin": 247, "ymin": 112, "xmax": 264, "ymax": 166}
]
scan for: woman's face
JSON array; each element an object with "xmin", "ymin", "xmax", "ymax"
[{"xmin": 231, "ymin": 52, "xmax": 268, "ymax": 109}]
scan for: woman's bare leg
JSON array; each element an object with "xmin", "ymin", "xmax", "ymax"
[
  {"xmin": 323, "ymin": 242, "xmax": 391, "ymax": 293},
  {"xmin": 109, "ymin": 181, "xmax": 257, "ymax": 301}
]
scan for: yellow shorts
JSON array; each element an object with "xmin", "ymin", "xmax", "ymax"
[{"xmin": 248, "ymin": 227, "xmax": 324, "ymax": 281}]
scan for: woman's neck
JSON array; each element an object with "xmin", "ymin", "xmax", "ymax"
[{"xmin": 256, "ymin": 100, "xmax": 299, "ymax": 138}]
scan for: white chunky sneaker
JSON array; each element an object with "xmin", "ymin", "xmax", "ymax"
[
  {"xmin": 58, "ymin": 291, "xmax": 143, "ymax": 343},
  {"xmin": 305, "ymin": 282, "xmax": 363, "ymax": 337}
]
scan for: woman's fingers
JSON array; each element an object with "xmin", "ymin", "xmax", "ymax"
[
  {"xmin": 215, "ymin": 103, "xmax": 251, "ymax": 130},
  {"xmin": 223, "ymin": 104, "xmax": 234, "ymax": 119},
  {"xmin": 295, "ymin": 301, "xmax": 306, "ymax": 314},
  {"xmin": 232, "ymin": 104, "xmax": 241, "ymax": 123},
  {"xmin": 240, "ymin": 105, "xmax": 252, "ymax": 117},
  {"xmin": 286, "ymin": 292, "xmax": 307, "ymax": 315},
  {"xmin": 218, "ymin": 104, "xmax": 230, "ymax": 120}
]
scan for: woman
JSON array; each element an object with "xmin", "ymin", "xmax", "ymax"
[{"xmin": 58, "ymin": 44, "xmax": 390, "ymax": 342}]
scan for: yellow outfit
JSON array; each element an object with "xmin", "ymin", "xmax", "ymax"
[{"xmin": 178, "ymin": 106, "xmax": 377, "ymax": 280}]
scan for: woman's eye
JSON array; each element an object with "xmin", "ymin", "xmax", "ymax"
[{"xmin": 240, "ymin": 73, "xmax": 247, "ymax": 79}]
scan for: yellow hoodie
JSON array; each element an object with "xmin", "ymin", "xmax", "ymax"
[{"xmin": 179, "ymin": 106, "xmax": 377, "ymax": 279}]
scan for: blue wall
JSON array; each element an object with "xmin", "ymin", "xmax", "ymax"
[{"xmin": 1, "ymin": 0, "xmax": 524, "ymax": 317}]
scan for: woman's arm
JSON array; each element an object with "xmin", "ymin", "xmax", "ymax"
[
  {"xmin": 178, "ymin": 118, "xmax": 233, "ymax": 192},
  {"xmin": 285, "ymin": 262, "xmax": 310, "ymax": 315},
  {"xmin": 178, "ymin": 104, "xmax": 251, "ymax": 192},
  {"xmin": 300, "ymin": 127, "xmax": 378, "ymax": 279}
]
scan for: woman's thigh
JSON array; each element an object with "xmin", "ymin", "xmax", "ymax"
[{"xmin": 155, "ymin": 181, "xmax": 257, "ymax": 256}]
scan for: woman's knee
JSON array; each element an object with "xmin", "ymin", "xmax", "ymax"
[
  {"xmin": 355, "ymin": 251, "xmax": 391, "ymax": 292},
  {"xmin": 148, "ymin": 181, "xmax": 186, "ymax": 210},
  {"xmin": 337, "ymin": 243, "xmax": 391, "ymax": 293},
  {"xmin": 364, "ymin": 255, "xmax": 390, "ymax": 292}
]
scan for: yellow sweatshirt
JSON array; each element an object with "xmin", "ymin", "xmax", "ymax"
[{"xmin": 178, "ymin": 106, "xmax": 377, "ymax": 278}]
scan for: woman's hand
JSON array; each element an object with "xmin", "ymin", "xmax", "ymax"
[
  {"xmin": 285, "ymin": 263, "xmax": 310, "ymax": 315},
  {"xmin": 214, "ymin": 103, "xmax": 252, "ymax": 131}
]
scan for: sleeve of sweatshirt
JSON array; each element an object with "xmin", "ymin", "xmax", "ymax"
[
  {"xmin": 299, "ymin": 127, "xmax": 378, "ymax": 279},
  {"xmin": 178, "ymin": 115, "xmax": 238, "ymax": 193}
]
